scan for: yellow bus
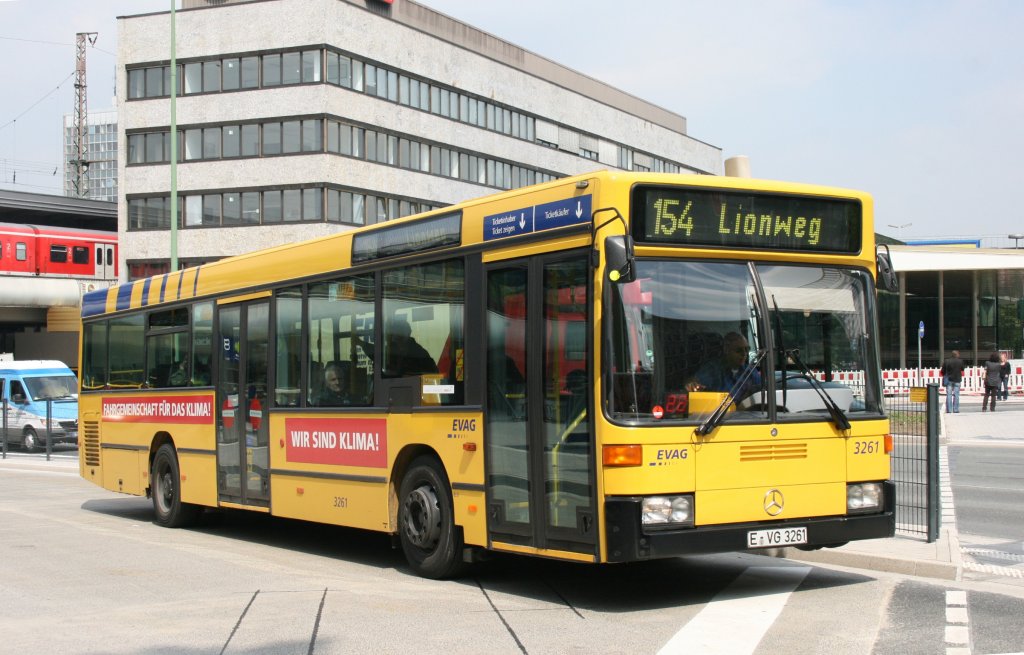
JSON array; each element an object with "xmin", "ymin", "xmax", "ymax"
[{"xmin": 79, "ymin": 171, "xmax": 896, "ymax": 578}]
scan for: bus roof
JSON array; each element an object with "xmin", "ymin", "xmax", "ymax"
[{"xmin": 83, "ymin": 171, "xmax": 872, "ymax": 319}]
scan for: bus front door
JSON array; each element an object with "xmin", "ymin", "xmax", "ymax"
[
  {"xmin": 485, "ymin": 254, "xmax": 596, "ymax": 556},
  {"xmin": 216, "ymin": 300, "xmax": 270, "ymax": 507}
]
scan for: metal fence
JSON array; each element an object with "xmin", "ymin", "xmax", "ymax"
[
  {"xmin": 887, "ymin": 383, "xmax": 940, "ymax": 542},
  {"xmin": 1, "ymin": 398, "xmax": 77, "ymax": 462}
]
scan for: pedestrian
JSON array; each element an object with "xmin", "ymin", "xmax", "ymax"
[
  {"xmin": 940, "ymin": 349, "xmax": 965, "ymax": 413},
  {"xmin": 982, "ymin": 352, "xmax": 1001, "ymax": 412},
  {"xmin": 999, "ymin": 352, "xmax": 1011, "ymax": 401}
]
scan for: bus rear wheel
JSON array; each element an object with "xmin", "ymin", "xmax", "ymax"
[
  {"xmin": 151, "ymin": 444, "xmax": 201, "ymax": 528},
  {"xmin": 398, "ymin": 457, "xmax": 465, "ymax": 579}
]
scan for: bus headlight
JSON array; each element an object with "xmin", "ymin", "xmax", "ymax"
[
  {"xmin": 641, "ymin": 495, "xmax": 694, "ymax": 527},
  {"xmin": 847, "ymin": 482, "xmax": 883, "ymax": 514}
]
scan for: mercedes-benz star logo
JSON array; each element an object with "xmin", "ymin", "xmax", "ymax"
[{"xmin": 763, "ymin": 489, "xmax": 785, "ymax": 516}]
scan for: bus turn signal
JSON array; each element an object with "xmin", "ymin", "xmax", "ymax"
[{"xmin": 603, "ymin": 444, "xmax": 642, "ymax": 467}]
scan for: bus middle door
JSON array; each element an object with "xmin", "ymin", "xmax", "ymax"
[{"xmin": 216, "ymin": 298, "xmax": 270, "ymax": 507}]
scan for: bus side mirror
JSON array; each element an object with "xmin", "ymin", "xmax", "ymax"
[
  {"xmin": 605, "ymin": 235, "xmax": 636, "ymax": 283},
  {"xmin": 876, "ymin": 246, "xmax": 898, "ymax": 293},
  {"xmin": 12, "ymin": 393, "xmax": 26, "ymax": 404}
]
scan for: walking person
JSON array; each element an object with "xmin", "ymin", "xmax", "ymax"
[
  {"xmin": 999, "ymin": 352, "xmax": 1011, "ymax": 401},
  {"xmin": 940, "ymin": 349, "xmax": 965, "ymax": 414},
  {"xmin": 983, "ymin": 352, "xmax": 1002, "ymax": 411}
]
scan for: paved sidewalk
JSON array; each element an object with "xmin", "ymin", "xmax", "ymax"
[{"xmin": 778, "ymin": 394, "xmax": 1024, "ymax": 580}]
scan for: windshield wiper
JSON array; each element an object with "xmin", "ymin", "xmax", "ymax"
[
  {"xmin": 695, "ymin": 348, "xmax": 767, "ymax": 437},
  {"xmin": 786, "ymin": 349, "xmax": 851, "ymax": 431}
]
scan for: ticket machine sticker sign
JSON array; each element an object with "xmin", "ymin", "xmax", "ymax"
[
  {"xmin": 484, "ymin": 195, "xmax": 591, "ymax": 241},
  {"xmin": 284, "ymin": 417, "xmax": 387, "ymax": 467}
]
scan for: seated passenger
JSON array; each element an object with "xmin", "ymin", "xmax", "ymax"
[
  {"xmin": 316, "ymin": 362, "xmax": 355, "ymax": 406},
  {"xmin": 168, "ymin": 361, "xmax": 189, "ymax": 387},
  {"xmin": 688, "ymin": 331, "xmax": 761, "ymax": 395}
]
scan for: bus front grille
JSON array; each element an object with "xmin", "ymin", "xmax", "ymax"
[{"xmin": 739, "ymin": 443, "xmax": 808, "ymax": 462}]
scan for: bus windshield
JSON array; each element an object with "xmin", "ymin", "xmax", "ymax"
[{"xmin": 607, "ymin": 259, "xmax": 882, "ymax": 425}]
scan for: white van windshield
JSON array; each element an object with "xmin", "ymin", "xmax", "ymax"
[{"xmin": 25, "ymin": 375, "xmax": 78, "ymax": 400}]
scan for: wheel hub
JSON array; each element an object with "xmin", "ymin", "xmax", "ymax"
[
  {"xmin": 402, "ymin": 484, "xmax": 441, "ymax": 549},
  {"xmin": 158, "ymin": 468, "xmax": 174, "ymax": 509}
]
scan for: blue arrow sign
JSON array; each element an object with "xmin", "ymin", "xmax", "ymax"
[
  {"xmin": 918, "ymin": 321, "xmax": 925, "ymax": 339},
  {"xmin": 483, "ymin": 195, "xmax": 591, "ymax": 242},
  {"xmin": 483, "ymin": 208, "xmax": 533, "ymax": 241},
  {"xmin": 534, "ymin": 195, "xmax": 592, "ymax": 233}
]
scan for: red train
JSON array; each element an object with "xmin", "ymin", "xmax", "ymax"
[{"xmin": 0, "ymin": 223, "xmax": 117, "ymax": 280}]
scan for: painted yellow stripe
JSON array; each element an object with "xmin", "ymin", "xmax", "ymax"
[
  {"xmin": 164, "ymin": 270, "xmax": 183, "ymax": 301},
  {"xmin": 179, "ymin": 266, "xmax": 199, "ymax": 299},
  {"xmin": 147, "ymin": 276, "xmax": 163, "ymax": 306},
  {"xmin": 104, "ymin": 286, "xmax": 118, "ymax": 313},
  {"xmin": 130, "ymin": 279, "xmax": 146, "ymax": 309},
  {"xmin": 490, "ymin": 541, "xmax": 597, "ymax": 563}
]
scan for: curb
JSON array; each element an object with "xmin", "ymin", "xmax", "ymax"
[{"xmin": 770, "ymin": 543, "xmax": 961, "ymax": 580}]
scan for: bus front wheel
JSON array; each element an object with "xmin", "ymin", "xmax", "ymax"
[
  {"xmin": 398, "ymin": 457, "xmax": 465, "ymax": 579},
  {"xmin": 151, "ymin": 444, "xmax": 201, "ymax": 528}
]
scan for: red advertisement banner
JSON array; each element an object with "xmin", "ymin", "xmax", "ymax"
[
  {"xmin": 102, "ymin": 395, "xmax": 215, "ymax": 424},
  {"xmin": 284, "ymin": 417, "xmax": 387, "ymax": 468}
]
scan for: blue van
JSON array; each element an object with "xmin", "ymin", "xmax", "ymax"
[{"xmin": 0, "ymin": 360, "xmax": 78, "ymax": 452}]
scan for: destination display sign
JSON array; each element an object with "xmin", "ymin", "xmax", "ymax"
[
  {"xmin": 352, "ymin": 211, "xmax": 461, "ymax": 263},
  {"xmin": 484, "ymin": 195, "xmax": 592, "ymax": 242},
  {"xmin": 632, "ymin": 186, "xmax": 861, "ymax": 254}
]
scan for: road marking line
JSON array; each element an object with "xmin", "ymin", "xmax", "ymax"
[
  {"xmin": 945, "ymin": 589, "xmax": 971, "ymax": 654},
  {"xmin": 657, "ymin": 566, "xmax": 809, "ymax": 655}
]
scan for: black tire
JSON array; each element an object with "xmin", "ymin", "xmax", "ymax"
[
  {"xmin": 22, "ymin": 427, "xmax": 39, "ymax": 453},
  {"xmin": 398, "ymin": 456, "xmax": 465, "ymax": 579},
  {"xmin": 151, "ymin": 444, "xmax": 201, "ymax": 528}
]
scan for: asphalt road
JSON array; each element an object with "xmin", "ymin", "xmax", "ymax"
[{"xmin": 4, "ymin": 455, "xmax": 1024, "ymax": 654}]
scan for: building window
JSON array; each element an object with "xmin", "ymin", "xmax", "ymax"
[
  {"xmin": 262, "ymin": 53, "xmax": 281, "ymax": 86},
  {"xmin": 202, "ymin": 60, "xmax": 221, "ymax": 93},
  {"xmin": 302, "ymin": 50, "xmax": 321, "ymax": 82},
  {"xmin": 223, "ymin": 58, "xmax": 240, "ymax": 91},
  {"xmin": 184, "ymin": 62, "xmax": 202, "ymax": 94},
  {"xmin": 241, "ymin": 56, "xmax": 259, "ymax": 88},
  {"xmin": 241, "ymin": 124, "xmax": 260, "ymax": 156},
  {"xmin": 223, "ymin": 125, "xmax": 240, "ymax": 158},
  {"xmin": 263, "ymin": 123, "xmax": 282, "ymax": 155}
]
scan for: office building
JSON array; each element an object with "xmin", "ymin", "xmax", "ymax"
[
  {"xmin": 63, "ymin": 109, "xmax": 118, "ymax": 203},
  {"xmin": 118, "ymin": 0, "xmax": 721, "ymax": 279}
]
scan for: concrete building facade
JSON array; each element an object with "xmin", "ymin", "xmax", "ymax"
[{"xmin": 117, "ymin": 0, "xmax": 721, "ymax": 280}]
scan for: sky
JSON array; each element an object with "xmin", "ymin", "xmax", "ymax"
[{"xmin": 1, "ymin": 0, "xmax": 1021, "ymax": 241}]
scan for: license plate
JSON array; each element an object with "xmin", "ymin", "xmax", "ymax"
[{"xmin": 746, "ymin": 526, "xmax": 808, "ymax": 548}]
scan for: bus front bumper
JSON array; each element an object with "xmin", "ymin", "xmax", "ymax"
[{"xmin": 604, "ymin": 481, "xmax": 896, "ymax": 563}]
